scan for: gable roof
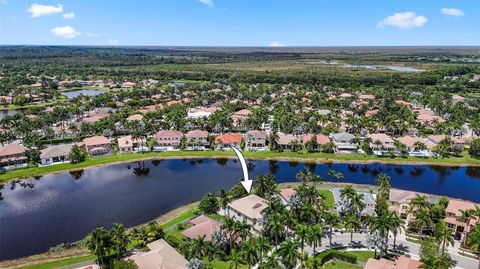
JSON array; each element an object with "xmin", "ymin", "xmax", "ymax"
[
  {"xmin": 129, "ymin": 239, "xmax": 187, "ymax": 269},
  {"xmin": 0, "ymin": 144, "xmax": 28, "ymax": 156},
  {"xmin": 40, "ymin": 144, "xmax": 72, "ymax": 159},
  {"xmin": 83, "ymin": 136, "xmax": 110, "ymax": 147},
  {"xmin": 181, "ymin": 215, "xmax": 222, "ymax": 241},
  {"xmin": 228, "ymin": 194, "xmax": 267, "ymax": 220},
  {"xmin": 215, "ymin": 133, "xmax": 243, "ymax": 144}
]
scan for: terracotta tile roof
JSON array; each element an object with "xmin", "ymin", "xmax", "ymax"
[
  {"xmin": 40, "ymin": 144, "xmax": 72, "ymax": 159},
  {"xmin": 279, "ymin": 188, "xmax": 296, "ymax": 202},
  {"xmin": 83, "ymin": 136, "xmax": 110, "ymax": 147},
  {"xmin": 228, "ymin": 194, "xmax": 267, "ymax": 220},
  {"xmin": 127, "ymin": 114, "xmax": 144, "ymax": 121},
  {"xmin": 368, "ymin": 133, "xmax": 394, "ymax": 144},
  {"xmin": 215, "ymin": 133, "xmax": 243, "ymax": 144},
  {"xmin": 302, "ymin": 134, "xmax": 330, "ymax": 145},
  {"xmin": 185, "ymin": 130, "xmax": 208, "ymax": 138},
  {"xmin": 446, "ymin": 199, "xmax": 477, "ymax": 216},
  {"xmin": 129, "ymin": 239, "xmax": 187, "ymax": 269},
  {"xmin": 246, "ymin": 130, "xmax": 267, "ymax": 140},
  {"xmin": 155, "ymin": 130, "xmax": 183, "ymax": 139},
  {"xmin": 117, "ymin": 135, "xmax": 146, "ymax": 148},
  {"xmin": 182, "ymin": 215, "xmax": 222, "ymax": 241},
  {"xmin": 277, "ymin": 134, "xmax": 300, "ymax": 145}
]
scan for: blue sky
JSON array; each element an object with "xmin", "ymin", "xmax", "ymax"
[{"xmin": 1, "ymin": 0, "xmax": 479, "ymax": 46}]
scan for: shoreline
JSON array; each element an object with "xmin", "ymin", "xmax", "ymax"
[
  {"xmin": 3, "ymin": 182, "xmax": 478, "ymax": 268},
  {"xmin": 1, "ymin": 151, "xmax": 479, "ymax": 184}
]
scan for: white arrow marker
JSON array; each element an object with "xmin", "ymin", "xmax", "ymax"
[{"xmin": 230, "ymin": 146, "xmax": 253, "ymax": 193}]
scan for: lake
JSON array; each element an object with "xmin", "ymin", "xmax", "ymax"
[
  {"xmin": 1, "ymin": 159, "xmax": 479, "ymax": 260},
  {"xmin": 62, "ymin": 89, "xmax": 105, "ymax": 99}
]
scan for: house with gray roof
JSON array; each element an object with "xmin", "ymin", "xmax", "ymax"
[
  {"xmin": 40, "ymin": 144, "xmax": 73, "ymax": 166},
  {"xmin": 332, "ymin": 132, "xmax": 358, "ymax": 153}
]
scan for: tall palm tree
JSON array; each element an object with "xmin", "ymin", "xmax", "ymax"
[
  {"xmin": 241, "ymin": 241, "xmax": 259, "ymax": 268},
  {"xmin": 111, "ymin": 223, "xmax": 129, "ymax": 259},
  {"xmin": 296, "ymin": 168, "xmax": 310, "ymax": 185},
  {"xmin": 255, "ymin": 236, "xmax": 271, "ymax": 267},
  {"xmin": 344, "ymin": 213, "xmax": 361, "ymax": 246},
  {"xmin": 390, "ymin": 212, "xmax": 405, "ymax": 253},
  {"xmin": 295, "ymin": 224, "xmax": 309, "ymax": 252},
  {"xmin": 307, "ymin": 224, "xmax": 324, "ymax": 255},
  {"xmin": 191, "ymin": 236, "xmax": 208, "ymax": 258},
  {"xmin": 266, "ymin": 213, "xmax": 284, "ymax": 248},
  {"xmin": 260, "ymin": 252, "xmax": 281, "ymax": 269},
  {"xmin": 234, "ymin": 219, "xmax": 252, "ymax": 242},
  {"xmin": 221, "ymin": 217, "xmax": 236, "ymax": 249},
  {"xmin": 85, "ymin": 227, "xmax": 110, "ymax": 266},
  {"xmin": 228, "ymin": 249, "xmax": 243, "ymax": 269},
  {"xmin": 217, "ymin": 189, "xmax": 232, "ymax": 215},
  {"xmin": 277, "ymin": 239, "xmax": 301, "ymax": 269},
  {"xmin": 324, "ymin": 212, "xmax": 341, "ymax": 248},
  {"xmin": 435, "ymin": 222, "xmax": 455, "ymax": 253},
  {"xmin": 466, "ymin": 224, "xmax": 480, "ymax": 269},
  {"xmin": 370, "ymin": 212, "xmax": 393, "ymax": 257}
]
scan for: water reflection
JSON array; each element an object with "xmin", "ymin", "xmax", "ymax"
[{"xmin": 69, "ymin": 170, "xmax": 84, "ymax": 180}]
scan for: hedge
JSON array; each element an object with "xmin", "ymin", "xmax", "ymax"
[{"xmin": 315, "ymin": 249, "xmax": 358, "ymax": 265}]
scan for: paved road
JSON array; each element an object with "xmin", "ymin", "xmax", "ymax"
[{"xmin": 303, "ymin": 232, "xmax": 479, "ymax": 269}]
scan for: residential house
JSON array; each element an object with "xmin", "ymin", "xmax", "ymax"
[
  {"xmin": 332, "ymin": 132, "xmax": 358, "ymax": 153},
  {"xmin": 126, "ymin": 114, "xmax": 144, "ymax": 122},
  {"xmin": 181, "ymin": 215, "xmax": 222, "ymax": 241},
  {"xmin": 427, "ymin": 135, "xmax": 466, "ymax": 151},
  {"xmin": 40, "ymin": 144, "xmax": 73, "ymax": 165},
  {"xmin": 128, "ymin": 239, "xmax": 187, "ymax": 269},
  {"xmin": 185, "ymin": 130, "xmax": 209, "ymax": 150},
  {"xmin": 444, "ymin": 199, "xmax": 479, "ymax": 240},
  {"xmin": 187, "ymin": 107, "xmax": 219, "ymax": 119},
  {"xmin": 81, "ymin": 136, "xmax": 112, "ymax": 157},
  {"xmin": 0, "ymin": 144, "xmax": 28, "ymax": 170},
  {"xmin": 302, "ymin": 133, "xmax": 330, "ymax": 146},
  {"xmin": 388, "ymin": 189, "xmax": 418, "ymax": 223},
  {"xmin": 245, "ymin": 130, "xmax": 267, "ymax": 151},
  {"xmin": 277, "ymin": 133, "xmax": 302, "ymax": 150},
  {"xmin": 117, "ymin": 135, "xmax": 148, "ymax": 154},
  {"xmin": 364, "ymin": 256, "xmax": 421, "ymax": 269},
  {"xmin": 231, "ymin": 109, "xmax": 252, "ymax": 127},
  {"xmin": 416, "ymin": 109, "xmax": 445, "ymax": 128},
  {"xmin": 331, "ymin": 188, "xmax": 376, "ymax": 217},
  {"xmin": 396, "ymin": 136, "xmax": 432, "ymax": 157},
  {"xmin": 0, "ymin": 96, "xmax": 13, "ymax": 105},
  {"xmin": 368, "ymin": 133, "xmax": 395, "ymax": 155},
  {"xmin": 452, "ymin": 94, "xmax": 466, "ymax": 104},
  {"xmin": 154, "ymin": 130, "xmax": 183, "ymax": 151},
  {"xmin": 121, "ymin": 81, "xmax": 136, "ymax": 88},
  {"xmin": 226, "ymin": 194, "xmax": 268, "ymax": 233},
  {"xmin": 279, "ymin": 188, "xmax": 296, "ymax": 206},
  {"xmin": 215, "ymin": 133, "xmax": 243, "ymax": 150}
]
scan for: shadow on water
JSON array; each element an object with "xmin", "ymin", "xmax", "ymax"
[
  {"xmin": 69, "ymin": 170, "xmax": 84, "ymax": 181},
  {"xmin": 216, "ymin": 158, "xmax": 228, "ymax": 166}
]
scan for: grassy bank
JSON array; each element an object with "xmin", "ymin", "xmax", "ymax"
[{"xmin": 1, "ymin": 150, "xmax": 478, "ymax": 183}]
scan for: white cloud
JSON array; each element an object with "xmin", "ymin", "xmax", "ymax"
[
  {"xmin": 27, "ymin": 3, "xmax": 63, "ymax": 17},
  {"xmin": 108, "ymin": 39, "xmax": 119, "ymax": 45},
  {"xmin": 198, "ymin": 0, "xmax": 213, "ymax": 7},
  {"xmin": 269, "ymin": 41, "xmax": 286, "ymax": 47},
  {"xmin": 377, "ymin": 12, "xmax": 428, "ymax": 29},
  {"xmin": 441, "ymin": 8, "xmax": 465, "ymax": 17},
  {"xmin": 1, "ymin": 0, "xmax": 8, "ymax": 5},
  {"xmin": 86, "ymin": 32, "xmax": 100, "ymax": 38},
  {"xmin": 63, "ymin": 12, "xmax": 75, "ymax": 19},
  {"xmin": 50, "ymin": 26, "xmax": 80, "ymax": 38}
]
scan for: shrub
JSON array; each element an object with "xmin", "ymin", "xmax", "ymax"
[{"xmin": 315, "ymin": 249, "xmax": 357, "ymax": 265}]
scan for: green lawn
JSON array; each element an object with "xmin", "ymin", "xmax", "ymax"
[
  {"xmin": 160, "ymin": 206, "xmax": 199, "ymax": 230},
  {"xmin": 319, "ymin": 189, "xmax": 335, "ymax": 209},
  {"xmin": 2, "ymin": 150, "xmax": 478, "ymax": 183},
  {"xmin": 212, "ymin": 260, "xmax": 248, "ymax": 269},
  {"xmin": 347, "ymin": 251, "xmax": 375, "ymax": 262},
  {"xmin": 16, "ymin": 255, "xmax": 95, "ymax": 269},
  {"xmin": 323, "ymin": 260, "xmax": 362, "ymax": 269}
]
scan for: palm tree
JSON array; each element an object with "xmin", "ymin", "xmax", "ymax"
[
  {"xmin": 277, "ymin": 239, "xmax": 301, "ymax": 269},
  {"xmin": 191, "ymin": 236, "xmax": 208, "ymax": 258},
  {"xmin": 370, "ymin": 212, "xmax": 394, "ymax": 257},
  {"xmin": 296, "ymin": 168, "xmax": 310, "ymax": 185},
  {"xmin": 344, "ymin": 213, "xmax": 361, "ymax": 246},
  {"xmin": 85, "ymin": 227, "xmax": 110, "ymax": 266},
  {"xmin": 435, "ymin": 222, "xmax": 455, "ymax": 253},
  {"xmin": 266, "ymin": 213, "xmax": 284, "ymax": 248},
  {"xmin": 255, "ymin": 236, "xmax": 271, "ymax": 267},
  {"xmin": 217, "ymin": 189, "xmax": 231, "ymax": 215},
  {"xmin": 349, "ymin": 192, "xmax": 366, "ymax": 216},
  {"xmin": 390, "ymin": 212, "xmax": 405, "ymax": 253},
  {"xmin": 221, "ymin": 217, "xmax": 236, "ymax": 249},
  {"xmin": 260, "ymin": 252, "xmax": 281, "ymax": 269},
  {"xmin": 111, "ymin": 223, "xmax": 129, "ymax": 259},
  {"xmin": 295, "ymin": 224, "xmax": 309, "ymax": 252},
  {"xmin": 234, "ymin": 219, "xmax": 252, "ymax": 242},
  {"xmin": 241, "ymin": 240, "xmax": 259, "ymax": 268},
  {"xmin": 324, "ymin": 212, "xmax": 340, "ymax": 248},
  {"xmin": 413, "ymin": 208, "xmax": 433, "ymax": 237},
  {"xmin": 228, "ymin": 249, "xmax": 243, "ymax": 269},
  {"xmin": 307, "ymin": 224, "xmax": 324, "ymax": 255},
  {"xmin": 466, "ymin": 224, "xmax": 480, "ymax": 269}
]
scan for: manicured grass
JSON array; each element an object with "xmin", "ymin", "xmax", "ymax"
[
  {"xmin": 320, "ymin": 189, "xmax": 335, "ymax": 209},
  {"xmin": 2, "ymin": 150, "xmax": 478, "ymax": 183},
  {"xmin": 160, "ymin": 206, "xmax": 199, "ymax": 230},
  {"xmin": 323, "ymin": 260, "xmax": 362, "ymax": 269},
  {"xmin": 17, "ymin": 255, "xmax": 95, "ymax": 269},
  {"xmin": 347, "ymin": 251, "xmax": 375, "ymax": 262},
  {"xmin": 212, "ymin": 260, "xmax": 248, "ymax": 269}
]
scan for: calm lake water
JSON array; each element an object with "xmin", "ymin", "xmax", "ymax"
[
  {"xmin": 1, "ymin": 159, "xmax": 479, "ymax": 260},
  {"xmin": 62, "ymin": 89, "xmax": 105, "ymax": 99}
]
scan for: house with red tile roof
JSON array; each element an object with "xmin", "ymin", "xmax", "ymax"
[
  {"xmin": 396, "ymin": 136, "xmax": 432, "ymax": 157},
  {"xmin": 277, "ymin": 133, "xmax": 302, "ymax": 150},
  {"xmin": 0, "ymin": 144, "xmax": 28, "ymax": 170},
  {"xmin": 154, "ymin": 130, "xmax": 183, "ymax": 151},
  {"xmin": 302, "ymin": 133, "xmax": 330, "ymax": 145},
  {"xmin": 231, "ymin": 109, "xmax": 252, "ymax": 127},
  {"xmin": 215, "ymin": 133, "xmax": 243, "ymax": 150},
  {"xmin": 181, "ymin": 215, "xmax": 222, "ymax": 241},
  {"xmin": 279, "ymin": 188, "xmax": 296, "ymax": 205},
  {"xmin": 226, "ymin": 194, "xmax": 268, "ymax": 233},
  {"xmin": 81, "ymin": 136, "xmax": 112, "ymax": 157},
  {"xmin": 368, "ymin": 133, "xmax": 395, "ymax": 156}
]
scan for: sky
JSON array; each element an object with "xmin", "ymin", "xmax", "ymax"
[{"xmin": 0, "ymin": 0, "xmax": 479, "ymax": 46}]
